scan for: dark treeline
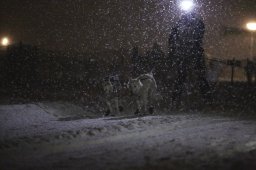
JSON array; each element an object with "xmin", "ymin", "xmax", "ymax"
[{"xmin": 0, "ymin": 42, "xmax": 169, "ymax": 101}]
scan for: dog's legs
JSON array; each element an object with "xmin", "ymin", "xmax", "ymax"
[
  {"xmin": 148, "ymin": 89, "xmax": 155, "ymax": 114},
  {"xmin": 135, "ymin": 99, "xmax": 141, "ymax": 115},
  {"xmin": 142, "ymin": 92, "xmax": 148, "ymax": 113},
  {"xmin": 114, "ymin": 97, "xmax": 120, "ymax": 114},
  {"xmin": 106, "ymin": 101, "xmax": 113, "ymax": 115}
]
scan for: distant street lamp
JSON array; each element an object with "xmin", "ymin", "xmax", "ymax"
[
  {"xmin": 246, "ymin": 22, "xmax": 256, "ymax": 60},
  {"xmin": 1, "ymin": 37, "xmax": 10, "ymax": 47},
  {"xmin": 179, "ymin": 0, "xmax": 195, "ymax": 12}
]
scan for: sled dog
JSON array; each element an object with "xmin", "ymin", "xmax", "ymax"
[
  {"xmin": 102, "ymin": 76, "xmax": 121, "ymax": 116},
  {"xmin": 128, "ymin": 71, "xmax": 157, "ymax": 114}
]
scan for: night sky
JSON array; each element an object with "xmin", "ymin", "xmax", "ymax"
[{"xmin": 1, "ymin": 0, "xmax": 256, "ymax": 59}]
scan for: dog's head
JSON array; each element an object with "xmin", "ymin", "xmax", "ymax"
[{"xmin": 128, "ymin": 78, "xmax": 143, "ymax": 95}]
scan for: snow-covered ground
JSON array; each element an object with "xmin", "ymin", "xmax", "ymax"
[{"xmin": 1, "ymin": 102, "xmax": 256, "ymax": 170}]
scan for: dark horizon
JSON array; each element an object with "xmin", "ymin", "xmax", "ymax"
[{"xmin": 1, "ymin": 0, "xmax": 256, "ymax": 58}]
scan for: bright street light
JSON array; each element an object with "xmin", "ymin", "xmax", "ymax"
[
  {"xmin": 1, "ymin": 37, "xmax": 10, "ymax": 46},
  {"xmin": 179, "ymin": 0, "xmax": 194, "ymax": 12},
  {"xmin": 247, "ymin": 22, "xmax": 256, "ymax": 31},
  {"xmin": 246, "ymin": 22, "xmax": 256, "ymax": 59}
]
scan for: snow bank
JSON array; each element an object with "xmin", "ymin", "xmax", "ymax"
[
  {"xmin": 0, "ymin": 102, "xmax": 99, "ymax": 140},
  {"xmin": 0, "ymin": 102, "xmax": 172, "ymax": 148},
  {"xmin": 1, "ymin": 103, "xmax": 256, "ymax": 170}
]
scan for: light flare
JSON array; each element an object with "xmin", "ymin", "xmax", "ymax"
[
  {"xmin": 247, "ymin": 22, "xmax": 256, "ymax": 31},
  {"xmin": 179, "ymin": 0, "xmax": 194, "ymax": 12},
  {"xmin": 1, "ymin": 37, "xmax": 10, "ymax": 46}
]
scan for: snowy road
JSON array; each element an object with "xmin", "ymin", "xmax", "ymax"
[{"xmin": 1, "ymin": 103, "xmax": 256, "ymax": 170}]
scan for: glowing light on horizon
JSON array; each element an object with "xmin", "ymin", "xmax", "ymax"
[
  {"xmin": 247, "ymin": 22, "xmax": 256, "ymax": 31},
  {"xmin": 1, "ymin": 37, "xmax": 10, "ymax": 46}
]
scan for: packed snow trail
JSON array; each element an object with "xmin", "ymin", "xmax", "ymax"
[{"xmin": 1, "ymin": 103, "xmax": 256, "ymax": 170}]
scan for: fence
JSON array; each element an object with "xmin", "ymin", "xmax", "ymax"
[{"xmin": 206, "ymin": 57, "xmax": 256, "ymax": 84}]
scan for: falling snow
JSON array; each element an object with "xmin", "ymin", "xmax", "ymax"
[{"xmin": 1, "ymin": 0, "xmax": 256, "ymax": 170}]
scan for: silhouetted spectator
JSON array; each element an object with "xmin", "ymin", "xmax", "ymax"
[
  {"xmin": 169, "ymin": 12, "xmax": 210, "ymax": 107},
  {"xmin": 245, "ymin": 59, "xmax": 255, "ymax": 85}
]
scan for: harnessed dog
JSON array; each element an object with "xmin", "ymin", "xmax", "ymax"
[
  {"xmin": 128, "ymin": 71, "xmax": 157, "ymax": 115},
  {"xmin": 102, "ymin": 76, "xmax": 121, "ymax": 116}
]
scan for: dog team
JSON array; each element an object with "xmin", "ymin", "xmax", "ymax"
[{"xmin": 103, "ymin": 71, "xmax": 158, "ymax": 116}]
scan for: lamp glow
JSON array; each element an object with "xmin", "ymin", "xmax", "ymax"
[
  {"xmin": 247, "ymin": 22, "xmax": 256, "ymax": 31},
  {"xmin": 179, "ymin": 0, "xmax": 194, "ymax": 12},
  {"xmin": 1, "ymin": 37, "xmax": 9, "ymax": 46}
]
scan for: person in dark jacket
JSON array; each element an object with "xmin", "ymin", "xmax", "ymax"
[{"xmin": 169, "ymin": 12, "xmax": 210, "ymax": 108}]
